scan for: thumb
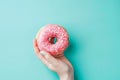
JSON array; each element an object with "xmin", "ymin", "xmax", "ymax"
[{"xmin": 40, "ymin": 51, "xmax": 57, "ymax": 63}]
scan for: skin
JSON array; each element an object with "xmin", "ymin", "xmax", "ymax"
[{"xmin": 33, "ymin": 28, "xmax": 74, "ymax": 80}]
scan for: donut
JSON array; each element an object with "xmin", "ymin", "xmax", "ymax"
[{"xmin": 36, "ymin": 24, "xmax": 69, "ymax": 56}]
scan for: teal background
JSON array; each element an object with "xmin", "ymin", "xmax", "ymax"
[{"xmin": 0, "ymin": 0, "xmax": 120, "ymax": 80}]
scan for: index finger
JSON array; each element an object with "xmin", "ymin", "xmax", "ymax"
[{"xmin": 33, "ymin": 39, "xmax": 40, "ymax": 54}]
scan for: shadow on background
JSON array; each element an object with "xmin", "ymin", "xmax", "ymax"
[{"xmin": 64, "ymin": 34, "xmax": 84, "ymax": 80}]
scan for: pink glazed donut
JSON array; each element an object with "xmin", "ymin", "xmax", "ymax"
[{"xmin": 36, "ymin": 24, "xmax": 69, "ymax": 56}]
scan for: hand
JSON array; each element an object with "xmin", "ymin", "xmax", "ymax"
[{"xmin": 33, "ymin": 39, "xmax": 74, "ymax": 80}]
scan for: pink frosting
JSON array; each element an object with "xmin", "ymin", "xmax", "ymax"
[{"xmin": 37, "ymin": 24, "xmax": 69, "ymax": 56}]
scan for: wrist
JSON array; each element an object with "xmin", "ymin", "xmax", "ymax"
[{"xmin": 59, "ymin": 69, "xmax": 74, "ymax": 80}]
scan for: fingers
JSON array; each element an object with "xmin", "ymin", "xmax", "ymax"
[
  {"xmin": 33, "ymin": 38, "xmax": 60, "ymax": 68},
  {"xmin": 40, "ymin": 51, "xmax": 58, "ymax": 64},
  {"xmin": 33, "ymin": 39, "xmax": 49, "ymax": 65},
  {"xmin": 33, "ymin": 38, "xmax": 56, "ymax": 66},
  {"xmin": 36, "ymin": 52, "xmax": 49, "ymax": 65},
  {"xmin": 33, "ymin": 39, "xmax": 40, "ymax": 54}
]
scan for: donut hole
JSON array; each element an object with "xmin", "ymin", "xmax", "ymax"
[{"xmin": 49, "ymin": 37, "xmax": 57, "ymax": 44}]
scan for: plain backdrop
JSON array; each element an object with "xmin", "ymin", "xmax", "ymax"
[{"xmin": 0, "ymin": 0, "xmax": 120, "ymax": 80}]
